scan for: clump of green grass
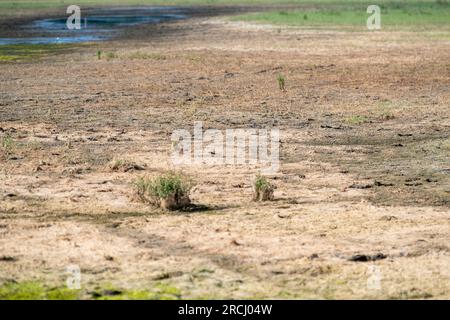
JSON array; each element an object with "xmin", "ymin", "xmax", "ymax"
[
  {"xmin": 277, "ymin": 74, "xmax": 286, "ymax": 91},
  {"xmin": 1, "ymin": 134, "xmax": 14, "ymax": 156},
  {"xmin": 97, "ymin": 50, "xmax": 102, "ymax": 60},
  {"xmin": 346, "ymin": 115, "xmax": 369, "ymax": 125},
  {"xmin": 134, "ymin": 171, "xmax": 193, "ymax": 210},
  {"xmin": 253, "ymin": 174, "xmax": 275, "ymax": 201},
  {"xmin": 0, "ymin": 281, "xmax": 80, "ymax": 300}
]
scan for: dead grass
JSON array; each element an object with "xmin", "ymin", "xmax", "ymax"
[{"xmin": 0, "ymin": 16, "xmax": 449, "ymax": 299}]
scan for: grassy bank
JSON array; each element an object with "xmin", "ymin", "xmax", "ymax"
[
  {"xmin": 0, "ymin": 282, "xmax": 80, "ymax": 300},
  {"xmin": 0, "ymin": 1, "xmax": 447, "ymax": 16},
  {"xmin": 232, "ymin": 1, "xmax": 450, "ymax": 29},
  {"xmin": 0, "ymin": 281, "xmax": 182, "ymax": 300}
]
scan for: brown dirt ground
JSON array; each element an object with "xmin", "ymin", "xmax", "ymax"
[{"xmin": 0, "ymin": 11, "xmax": 449, "ymax": 299}]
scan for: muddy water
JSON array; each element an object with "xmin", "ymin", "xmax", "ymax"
[{"xmin": 0, "ymin": 7, "xmax": 187, "ymax": 45}]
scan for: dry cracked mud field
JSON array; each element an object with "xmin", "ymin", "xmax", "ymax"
[{"xmin": 0, "ymin": 6, "xmax": 449, "ymax": 299}]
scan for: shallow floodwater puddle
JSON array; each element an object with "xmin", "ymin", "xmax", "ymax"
[{"xmin": 0, "ymin": 7, "xmax": 187, "ymax": 45}]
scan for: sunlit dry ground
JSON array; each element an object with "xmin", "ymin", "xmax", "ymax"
[{"xmin": 0, "ymin": 14, "xmax": 449, "ymax": 299}]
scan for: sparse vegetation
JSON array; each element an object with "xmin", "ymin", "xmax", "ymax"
[
  {"xmin": 0, "ymin": 281, "xmax": 181, "ymax": 300},
  {"xmin": 346, "ymin": 115, "xmax": 369, "ymax": 125},
  {"xmin": 92, "ymin": 283, "xmax": 181, "ymax": 300},
  {"xmin": 0, "ymin": 134, "xmax": 14, "ymax": 156},
  {"xmin": 0, "ymin": 43, "xmax": 77, "ymax": 62},
  {"xmin": 253, "ymin": 174, "xmax": 275, "ymax": 201},
  {"xmin": 128, "ymin": 51, "xmax": 167, "ymax": 60},
  {"xmin": 134, "ymin": 171, "xmax": 193, "ymax": 210},
  {"xmin": 377, "ymin": 102, "xmax": 396, "ymax": 120}
]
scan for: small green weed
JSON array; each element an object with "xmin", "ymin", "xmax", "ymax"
[{"xmin": 277, "ymin": 74, "xmax": 286, "ymax": 91}]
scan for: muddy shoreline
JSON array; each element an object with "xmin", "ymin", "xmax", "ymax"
[{"xmin": 0, "ymin": 4, "xmax": 293, "ymax": 38}]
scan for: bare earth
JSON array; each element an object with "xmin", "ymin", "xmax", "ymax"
[{"xmin": 0, "ymin": 13, "xmax": 449, "ymax": 299}]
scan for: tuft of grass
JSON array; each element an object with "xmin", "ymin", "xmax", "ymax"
[
  {"xmin": 253, "ymin": 174, "xmax": 275, "ymax": 201},
  {"xmin": 254, "ymin": 174, "xmax": 271, "ymax": 192},
  {"xmin": 0, "ymin": 55, "xmax": 19, "ymax": 62},
  {"xmin": 0, "ymin": 281, "xmax": 80, "ymax": 300},
  {"xmin": 97, "ymin": 50, "xmax": 102, "ymax": 60},
  {"xmin": 1, "ymin": 134, "xmax": 14, "ymax": 156},
  {"xmin": 346, "ymin": 115, "xmax": 369, "ymax": 125},
  {"xmin": 135, "ymin": 171, "xmax": 191, "ymax": 199},
  {"xmin": 134, "ymin": 171, "xmax": 193, "ymax": 210},
  {"xmin": 277, "ymin": 73, "xmax": 286, "ymax": 91}
]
